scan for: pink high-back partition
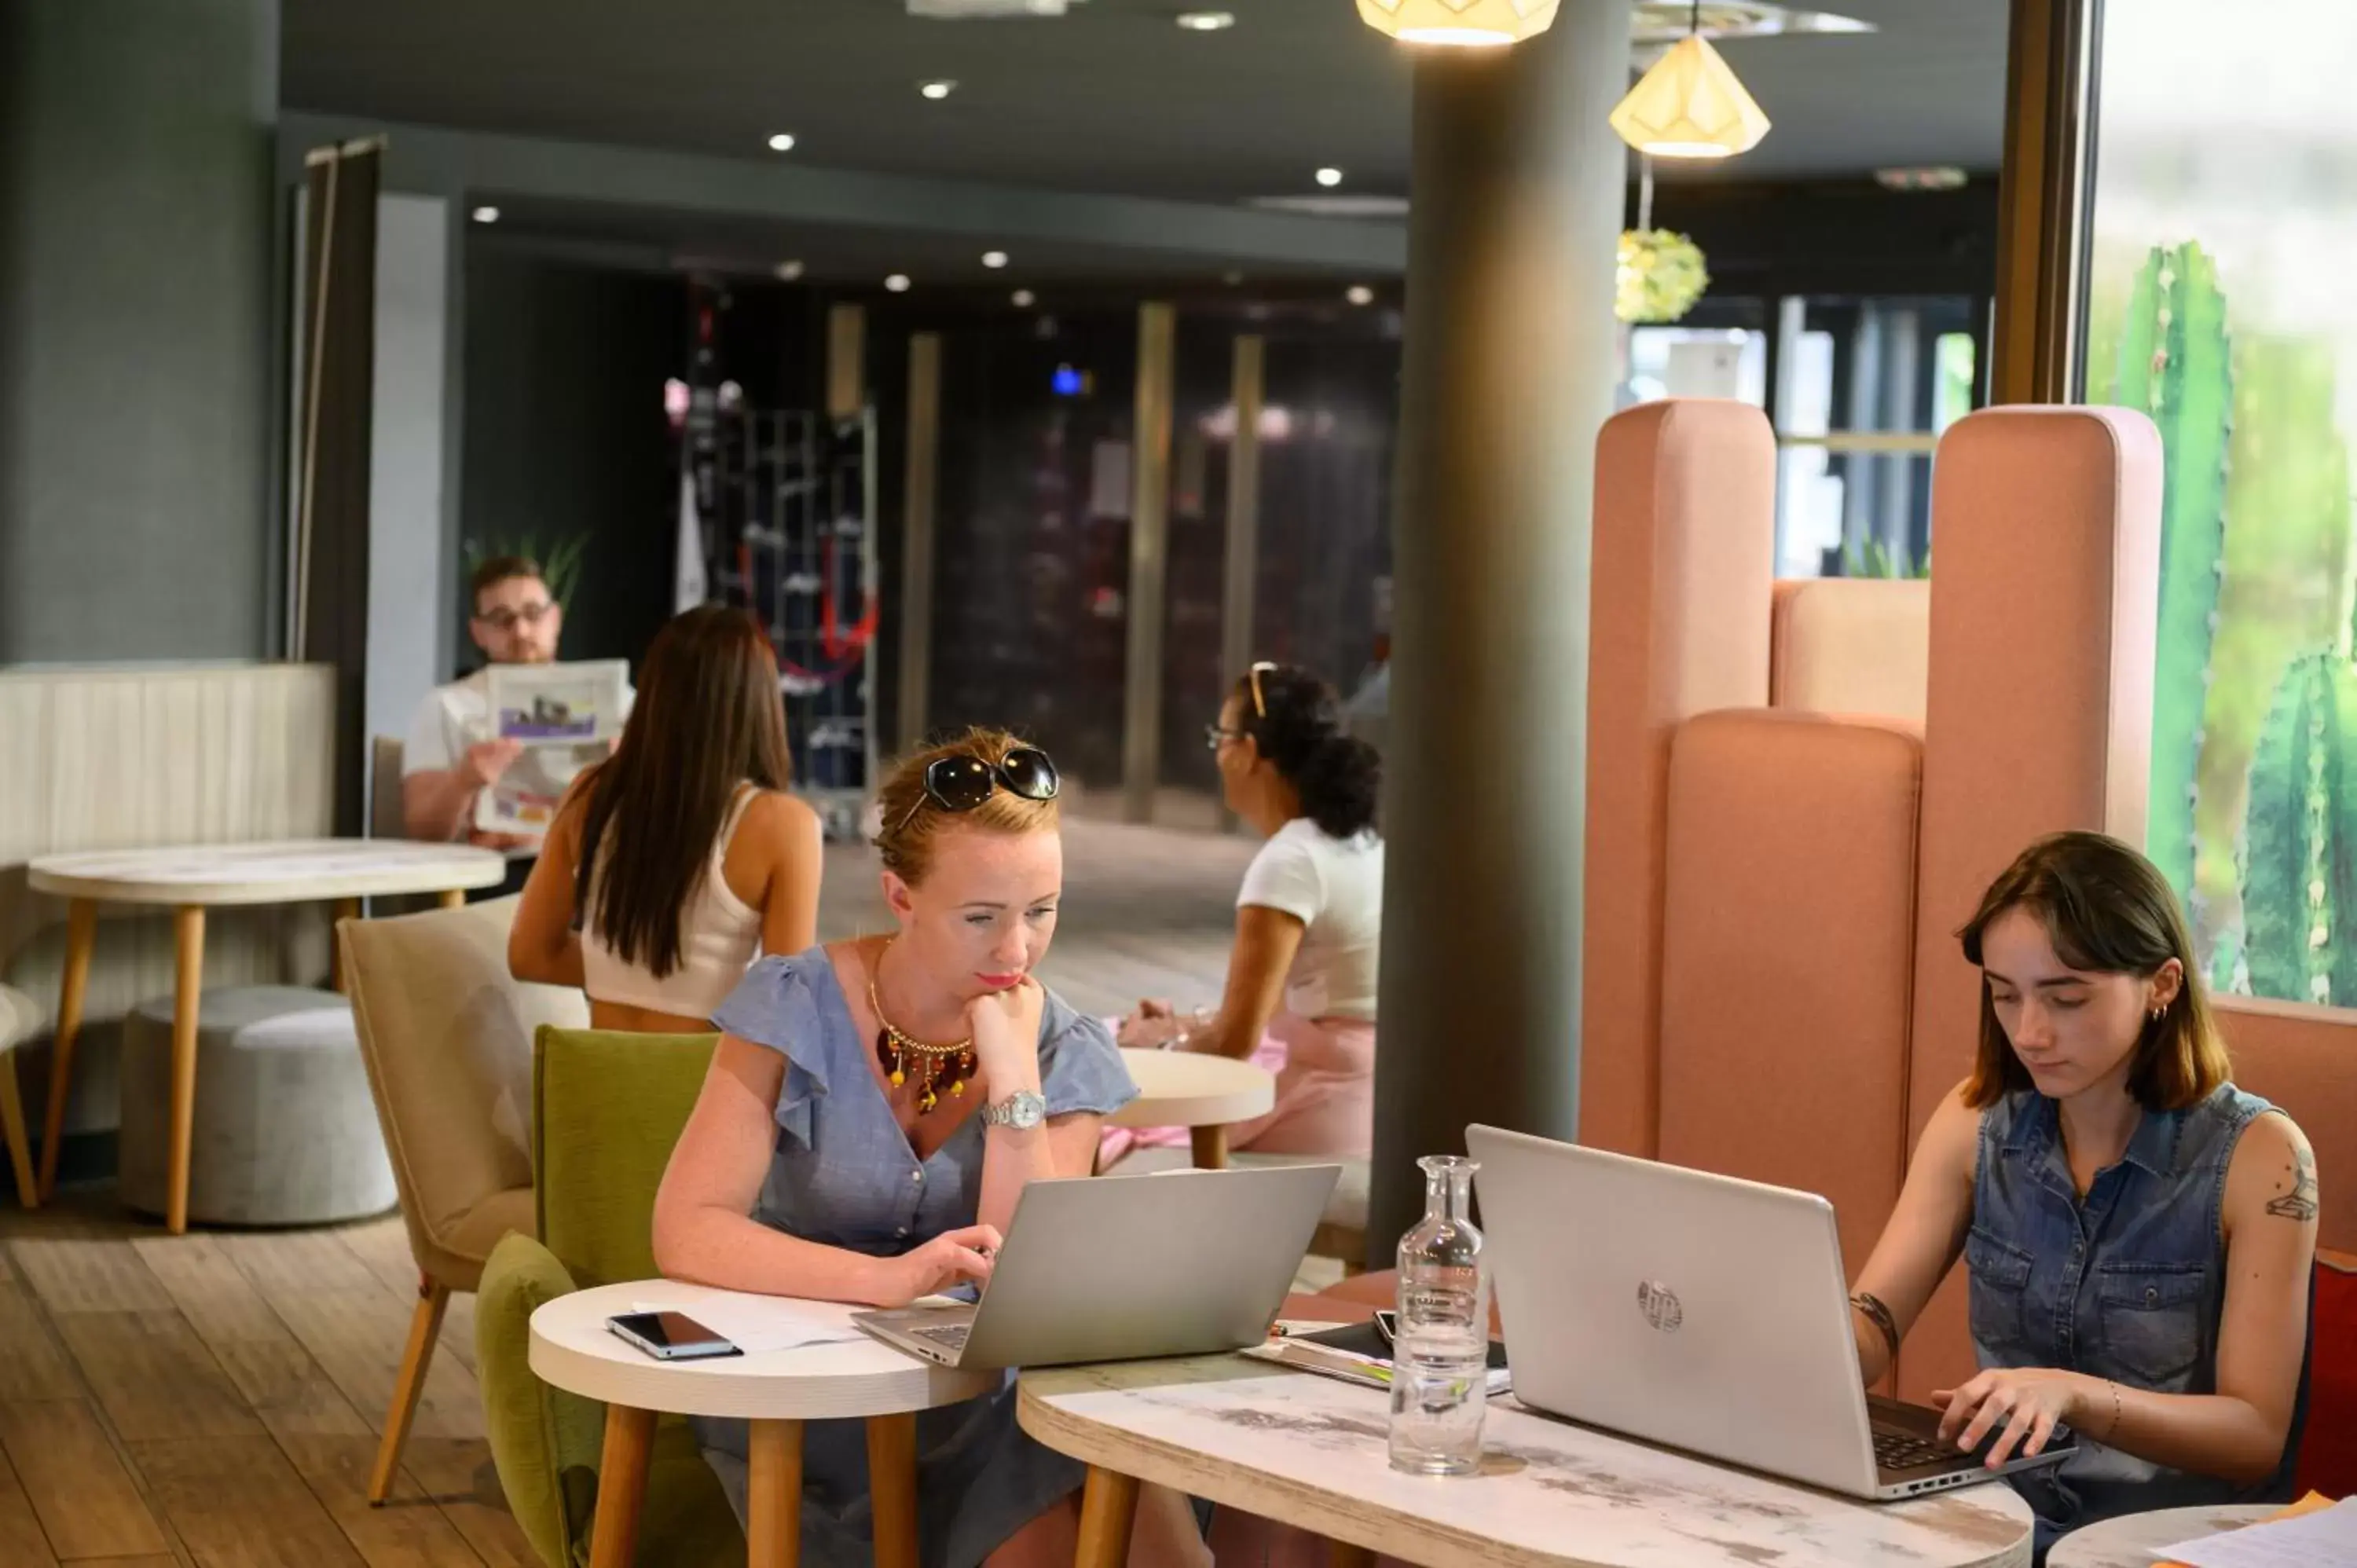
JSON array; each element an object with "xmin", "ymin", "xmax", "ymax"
[
  {"xmin": 1900, "ymin": 405, "xmax": 2164, "ymax": 1398},
  {"xmin": 1580, "ymin": 400, "xmax": 1776, "ymax": 1156}
]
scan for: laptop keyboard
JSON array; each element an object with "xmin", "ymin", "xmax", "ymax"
[
  {"xmin": 1873, "ymin": 1428, "xmax": 1963, "ymax": 1471},
  {"xmin": 912, "ymin": 1324, "xmax": 970, "ymax": 1350}
]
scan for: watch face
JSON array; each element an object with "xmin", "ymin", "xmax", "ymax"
[{"xmin": 1003, "ymin": 1091, "xmax": 1046, "ymax": 1129}]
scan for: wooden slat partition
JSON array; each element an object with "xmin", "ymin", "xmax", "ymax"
[{"xmin": 0, "ymin": 664, "xmax": 337, "ymax": 1138}]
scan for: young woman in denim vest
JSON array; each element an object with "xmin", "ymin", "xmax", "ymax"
[{"xmin": 1847, "ymin": 831, "xmax": 2316, "ymax": 1553}]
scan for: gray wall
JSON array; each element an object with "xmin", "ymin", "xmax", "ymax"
[
  {"xmin": 366, "ymin": 194, "xmax": 453, "ymax": 746},
  {"xmin": 0, "ymin": 0, "xmax": 280, "ymax": 663}
]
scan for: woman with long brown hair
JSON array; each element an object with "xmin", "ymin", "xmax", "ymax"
[
  {"xmin": 1846, "ymin": 832, "xmax": 2315, "ymax": 1558},
  {"xmin": 510, "ymin": 605, "xmax": 823, "ymax": 1030}
]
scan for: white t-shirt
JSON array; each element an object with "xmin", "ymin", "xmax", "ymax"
[{"xmin": 1236, "ymin": 817, "xmax": 1384, "ymax": 1021}]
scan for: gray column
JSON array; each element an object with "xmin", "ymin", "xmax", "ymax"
[
  {"xmin": 1121, "ymin": 302, "xmax": 1176, "ymax": 823},
  {"xmin": 0, "ymin": 0, "xmax": 280, "ymax": 663},
  {"xmin": 898, "ymin": 333, "xmax": 943, "ymax": 750},
  {"xmin": 1218, "ymin": 335, "xmax": 1266, "ymax": 835},
  {"xmin": 1369, "ymin": 4, "xmax": 1633, "ymax": 1253}
]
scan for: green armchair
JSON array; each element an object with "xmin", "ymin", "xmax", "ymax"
[{"xmin": 473, "ymin": 1027, "xmax": 744, "ymax": 1568}]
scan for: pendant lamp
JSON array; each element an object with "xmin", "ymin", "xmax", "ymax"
[
  {"xmin": 1610, "ymin": 2, "xmax": 1770, "ymax": 159},
  {"xmin": 1355, "ymin": 0, "xmax": 1556, "ymax": 49}
]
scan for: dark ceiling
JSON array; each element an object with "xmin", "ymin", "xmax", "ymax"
[{"xmin": 282, "ymin": 0, "xmax": 2011, "ymax": 207}]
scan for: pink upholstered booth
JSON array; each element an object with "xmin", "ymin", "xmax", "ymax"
[{"xmin": 1574, "ymin": 398, "xmax": 2355, "ymax": 1404}]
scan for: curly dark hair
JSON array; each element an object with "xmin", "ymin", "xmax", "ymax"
[{"xmin": 1233, "ymin": 664, "xmax": 1381, "ymax": 840}]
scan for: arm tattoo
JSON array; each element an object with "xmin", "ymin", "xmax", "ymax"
[{"xmin": 2265, "ymin": 1145, "xmax": 2319, "ymax": 1222}]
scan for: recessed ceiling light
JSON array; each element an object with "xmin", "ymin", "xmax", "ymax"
[
  {"xmin": 1175, "ymin": 10, "xmax": 1235, "ymax": 28},
  {"xmin": 767, "ymin": 133, "xmax": 797, "ymax": 152},
  {"xmin": 1346, "ymin": 285, "xmax": 1374, "ymax": 306},
  {"xmin": 1314, "ymin": 167, "xmax": 1344, "ymax": 188},
  {"xmin": 775, "ymin": 260, "xmax": 805, "ymax": 281},
  {"xmin": 920, "ymin": 79, "xmax": 958, "ymax": 101},
  {"xmin": 982, "ymin": 251, "xmax": 1010, "ymax": 269},
  {"xmin": 885, "ymin": 274, "xmax": 912, "ymax": 292},
  {"xmin": 471, "ymin": 205, "xmax": 500, "ymax": 224},
  {"xmin": 1013, "ymin": 288, "xmax": 1037, "ymax": 307}
]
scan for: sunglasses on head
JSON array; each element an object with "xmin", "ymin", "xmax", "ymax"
[
  {"xmin": 1204, "ymin": 661, "xmax": 1279, "ymax": 751},
  {"xmin": 895, "ymin": 746, "xmax": 1061, "ymax": 833}
]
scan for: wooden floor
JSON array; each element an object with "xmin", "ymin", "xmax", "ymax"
[{"xmin": 0, "ymin": 816, "xmax": 1259, "ymax": 1566}]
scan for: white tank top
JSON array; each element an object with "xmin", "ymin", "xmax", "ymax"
[{"xmin": 581, "ymin": 786, "xmax": 763, "ymax": 1019}]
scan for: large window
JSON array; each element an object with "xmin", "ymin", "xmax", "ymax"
[{"xmin": 2081, "ymin": 3, "xmax": 2357, "ymax": 1003}]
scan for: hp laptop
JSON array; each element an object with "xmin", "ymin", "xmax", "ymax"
[
  {"xmin": 853, "ymin": 1163, "xmax": 1339, "ymax": 1369},
  {"xmin": 1465, "ymin": 1125, "xmax": 2075, "ymax": 1500}
]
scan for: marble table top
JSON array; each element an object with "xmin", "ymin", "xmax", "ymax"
[
  {"xmin": 1020, "ymin": 1354, "xmax": 2035, "ymax": 1568},
  {"xmin": 29, "ymin": 838, "xmax": 507, "ymax": 906},
  {"xmin": 2046, "ymin": 1504, "xmax": 2277, "ymax": 1568}
]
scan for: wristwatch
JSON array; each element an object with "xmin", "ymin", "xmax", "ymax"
[{"xmin": 981, "ymin": 1090, "xmax": 1047, "ymax": 1130}]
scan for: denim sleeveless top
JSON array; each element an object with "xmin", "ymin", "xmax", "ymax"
[{"xmin": 1967, "ymin": 1082, "xmax": 2303, "ymax": 1536}]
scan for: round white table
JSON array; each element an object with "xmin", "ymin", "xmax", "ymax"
[
  {"xmin": 2047, "ymin": 1504, "xmax": 2277, "ymax": 1568},
  {"xmin": 530, "ymin": 1280, "xmax": 998, "ymax": 1568},
  {"xmin": 29, "ymin": 838, "xmax": 505, "ymax": 1231},
  {"xmin": 1112, "ymin": 1047, "xmax": 1275, "ymax": 1169}
]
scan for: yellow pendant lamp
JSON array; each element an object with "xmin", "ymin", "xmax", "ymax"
[
  {"xmin": 1355, "ymin": 0, "xmax": 1557, "ymax": 49},
  {"xmin": 1610, "ymin": 5, "xmax": 1770, "ymax": 159}
]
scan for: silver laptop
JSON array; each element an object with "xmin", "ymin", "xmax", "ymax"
[
  {"xmin": 853, "ymin": 1163, "xmax": 1339, "ymax": 1369},
  {"xmin": 1466, "ymin": 1126, "xmax": 2075, "ymax": 1500}
]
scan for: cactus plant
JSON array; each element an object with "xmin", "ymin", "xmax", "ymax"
[
  {"xmin": 2113, "ymin": 243, "xmax": 2234, "ymax": 912},
  {"xmin": 2240, "ymin": 651, "xmax": 2357, "ymax": 1006},
  {"xmin": 2198, "ymin": 336, "xmax": 2352, "ymax": 980}
]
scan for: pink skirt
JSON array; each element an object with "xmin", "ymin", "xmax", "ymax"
[{"xmin": 1099, "ymin": 1011, "xmax": 1375, "ymax": 1166}]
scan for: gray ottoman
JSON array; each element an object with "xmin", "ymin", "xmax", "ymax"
[{"xmin": 119, "ymin": 985, "xmax": 396, "ymax": 1225}]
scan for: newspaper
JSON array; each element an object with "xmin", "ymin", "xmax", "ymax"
[{"xmin": 475, "ymin": 661, "xmax": 630, "ymax": 835}]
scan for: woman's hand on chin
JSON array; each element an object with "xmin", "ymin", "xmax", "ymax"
[{"xmin": 966, "ymin": 977, "xmax": 1046, "ymax": 1087}]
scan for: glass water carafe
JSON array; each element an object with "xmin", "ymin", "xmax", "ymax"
[{"xmin": 1387, "ymin": 1154, "xmax": 1489, "ymax": 1475}]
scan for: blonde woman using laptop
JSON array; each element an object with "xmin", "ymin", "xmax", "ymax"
[
  {"xmin": 509, "ymin": 605, "xmax": 823, "ymax": 1030},
  {"xmin": 1846, "ymin": 833, "xmax": 2315, "ymax": 1558},
  {"xmin": 1105, "ymin": 661, "xmax": 1383, "ymax": 1165},
  {"xmin": 651, "ymin": 731, "xmax": 1206, "ymax": 1568}
]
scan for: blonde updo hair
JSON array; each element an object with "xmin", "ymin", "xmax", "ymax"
[{"xmin": 873, "ymin": 727, "xmax": 1061, "ymax": 884}]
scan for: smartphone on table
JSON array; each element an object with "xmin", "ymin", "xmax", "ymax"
[{"xmin": 607, "ymin": 1310, "xmax": 742, "ymax": 1361}]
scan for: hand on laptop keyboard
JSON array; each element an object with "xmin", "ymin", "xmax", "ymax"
[{"xmin": 1932, "ymin": 1367, "xmax": 2080, "ymax": 1468}]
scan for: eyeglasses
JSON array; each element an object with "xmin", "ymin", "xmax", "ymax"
[
  {"xmin": 475, "ymin": 600, "xmax": 555, "ymax": 632},
  {"xmin": 1205, "ymin": 661, "xmax": 1279, "ymax": 752},
  {"xmin": 894, "ymin": 746, "xmax": 1061, "ymax": 833}
]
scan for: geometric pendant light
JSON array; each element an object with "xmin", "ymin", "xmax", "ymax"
[
  {"xmin": 1609, "ymin": 33, "xmax": 1772, "ymax": 158},
  {"xmin": 1355, "ymin": 0, "xmax": 1558, "ymax": 48}
]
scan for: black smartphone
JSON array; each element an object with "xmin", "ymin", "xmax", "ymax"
[{"xmin": 607, "ymin": 1310, "xmax": 742, "ymax": 1361}]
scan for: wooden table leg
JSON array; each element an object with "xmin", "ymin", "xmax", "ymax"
[
  {"xmin": 164, "ymin": 905, "xmax": 205, "ymax": 1236},
  {"xmin": 1190, "ymin": 1124, "xmax": 1230, "ymax": 1171},
  {"xmin": 329, "ymin": 898, "xmax": 361, "ymax": 992},
  {"xmin": 1075, "ymin": 1466, "xmax": 1139, "ymax": 1568},
  {"xmin": 436, "ymin": 888, "xmax": 466, "ymax": 910},
  {"xmin": 587, "ymin": 1404, "xmax": 655, "ymax": 1568},
  {"xmin": 0, "ymin": 1055, "xmax": 38, "ymax": 1211},
  {"xmin": 866, "ymin": 1412, "xmax": 919, "ymax": 1568},
  {"xmin": 35, "ymin": 899, "xmax": 97, "ymax": 1200},
  {"xmin": 747, "ymin": 1417, "xmax": 805, "ymax": 1568}
]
